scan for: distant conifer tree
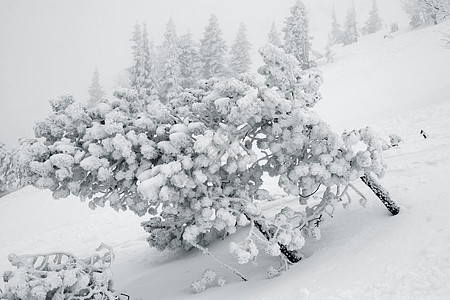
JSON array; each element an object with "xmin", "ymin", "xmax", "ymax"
[
  {"xmin": 343, "ymin": 2, "xmax": 359, "ymax": 45},
  {"xmin": 129, "ymin": 23, "xmax": 159, "ymax": 102},
  {"xmin": 329, "ymin": 6, "xmax": 344, "ymax": 45},
  {"xmin": 199, "ymin": 14, "xmax": 228, "ymax": 79},
  {"xmin": 229, "ymin": 22, "xmax": 252, "ymax": 75},
  {"xmin": 268, "ymin": 21, "xmax": 282, "ymax": 46},
  {"xmin": 283, "ymin": 0, "xmax": 316, "ymax": 69},
  {"xmin": 363, "ymin": 0, "xmax": 383, "ymax": 35},
  {"xmin": 178, "ymin": 32, "xmax": 201, "ymax": 89},
  {"xmin": 159, "ymin": 18, "xmax": 182, "ymax": 103},
  {"xmin": 87, "ymin": 68, "xmax": 105, "ymax": 108}
]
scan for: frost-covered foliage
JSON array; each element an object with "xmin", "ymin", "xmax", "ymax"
[
  {"xmin": 87, "ymin": 69, "xmax": 106, "ymax": 108},
  {"xmin": 343, "ymin": 2, "xmax": 359, "ymax": 45},
  {"xmin": 0, "ymin": 143, "xmax": 16, "ymax": 196},
  {"xmin": 283, "ymin": 0, "xmax": 316, "ymax": 70},
  {"xmin": 22, "ymin": 44, "xmax": 387, "ymax": 271},
  {"xmin": 0, "ymin": 142, "xmax": 28, "ymax": 196},
  {"xmin": 403, "ymin": 0, "xmax": 450, "ymax": 26},
  {"xmin": 0, "ymin": 244, "xmax": 117, "ymax": 300},
  {"xmin": 258, "ymin": 45, "xmax": 322, "ymax": 107},
  {"xmin": 26, "ymin": 93, "xmax": 176, "ymax": 217},
  {"xmin": 228, "ymin": 22, "xmax": 252, "ymax": 76},
  {"xmin": 389, "ymin": 134, "xmax": 403, "ymax": 147},
  {"xmin": 363, "ymin": 0, "xmax": 383, "ymax": 35},
  {"xmin": 268, "ymin": 21, "xmax": 282, "ymax": 47},
  {"xmin": 199, "ymin": 14, "xmax": 228, "ymax": 79},
  {"xmin": 1, "ymin": 143, "xmax": 13, "ymax": 194}
]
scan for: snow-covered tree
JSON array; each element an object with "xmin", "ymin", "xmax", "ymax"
[
  {"xmin": 199, "ymin": 14, "xmax": 228, "ymax": 79},
  {"xmin": 87, "ymin": 68, "xmax": 106, "ymax": 108},
  {"xmin": 363, "ymin": 0, "xmax": 383, "ymax": 35},
  {"xmin": 0, "ymin": 143, "xmax": 14, "ymax": 196},
  {"xmin": 403, "ymin": 0, "xmax": 450, "ymax": 26},
  {"xmin": 390, "ymin": 22, "xmax": 399, "ymax": 32},
  {"xmin": 283, "ymin": 0, "xmax": 316, "ymax": 70},
  {"xmin": 21, "ymin": 44, "xmax": 399, "ymax": 277},
  {"xmin": 325, "ymin": 45, "xmax": 335, "ymax": 63},
  {"xmin": 158, "ymin": 18, "xmax": 182, "ymax": 103},
  {"xmin": 129, "ymin": 23, "xmax": 159, "ymax": 102},
  {"xmin": 129, "ymin": 23, "xmax": 144, "ymax": 91},
  {"xmin": 342, "ymin": 2, "xmax": 359, "ymax": 45},
  {"xmin": 268, "ymin": 21, "xmax": 282, "ymax": 47},
  {"xmin": 141, "ymin": 24, "xmax": 159, "ymax": 101},
  {"xmin": 178, "ymin": 32, "xmax": 201, "ymax": 89},
  {"xmin": 228, "ymin": 22, "xmax": 252, "ymax": 76},
  {"xmin": 0, "ymin": 142, "xmax": 30, "ymax": 196},
  {"xmin": 329, "ymin": 6, "xmax": 344, "ymax": 45}
]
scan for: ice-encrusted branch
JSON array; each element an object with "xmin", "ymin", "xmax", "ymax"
[
  {"xmin": 190, "ymin": 242, "xmax": 248, "ymax": 282},
  {"xmin": 0, "ymin": 243, "xmax": 118, "ymax": 300}
]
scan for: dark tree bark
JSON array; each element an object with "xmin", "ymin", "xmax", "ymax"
[
  {"xmin": 249, "ymin": 217, "xmax": 302, "ymax": 263},
  {"xmin": 360, "ymin": 174, "xmax": 400, "ymax": 216}
]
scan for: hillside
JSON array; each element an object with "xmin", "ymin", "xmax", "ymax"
[{"xmin": 1, "ymin": 21, "xmax": 450, "ymax": 299}]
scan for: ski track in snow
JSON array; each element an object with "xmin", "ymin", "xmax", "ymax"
[{"xmin": 1, "ymin": 21, "xmax": 450, "ymax": 300}]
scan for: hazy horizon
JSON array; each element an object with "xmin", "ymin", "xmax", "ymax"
[{"xmin": 0, "ymin": 0, "xmax": 408, "ymax": 148}]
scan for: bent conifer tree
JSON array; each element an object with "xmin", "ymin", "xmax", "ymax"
[{"xmin": 20, "ymin": 44, "xmax": 399, "ymax": 270}]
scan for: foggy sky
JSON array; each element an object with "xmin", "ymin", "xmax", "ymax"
[{"xmin": 0, "ymin": 0, "xmax": 408, "ymax": 148}]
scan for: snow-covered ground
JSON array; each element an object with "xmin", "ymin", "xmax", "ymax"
[{"xmin": 1, "ymin": 21, "xmax": 450, "ymax": 299}]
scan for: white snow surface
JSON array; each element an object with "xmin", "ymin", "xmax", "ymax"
[{"xmin": 2, "ymin": 22, "xmax": 450, "ymax": 299}]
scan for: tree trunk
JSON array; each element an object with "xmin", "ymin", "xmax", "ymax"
[
  {"xmin": 252, "ymin": 219, "xmax": 302, "ymax": 263},
  {"xmin": 360, "ymin": 174, "xmax": 400, "ymax": 216}
]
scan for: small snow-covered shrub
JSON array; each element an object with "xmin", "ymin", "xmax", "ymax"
[
  {"xmin": 390, "ymin": 22, "xmax": 399, "ymax": 33},
  {"xmin": 0, "ymin": 244, "xmax": 118, "ymax": 300},
  {"xmin": 190, "ymin": 269, "xmax": 225, "ymax": 294},
  {"xmin": 20, "ymin": 44, "xmax": 393, "ymax": 278},
  {"xmin": 389, "ymin": 134, "xmax": 403, "ymax": 147},
  {"xmin": 0, "ymin": 143, "xmax": 14, "ymax": 195},
  {"xmin": 0, "ymin": 142, "xmax": 29, "ymax": 196}
]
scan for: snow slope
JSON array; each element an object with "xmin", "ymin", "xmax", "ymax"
[
  {"xmin": 1, "ymin": 21, "xmax": 450, "ymax": 299},
  {"xmin": 315, "ymin": 22, "xmax": 450, "ymax": 132}
]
